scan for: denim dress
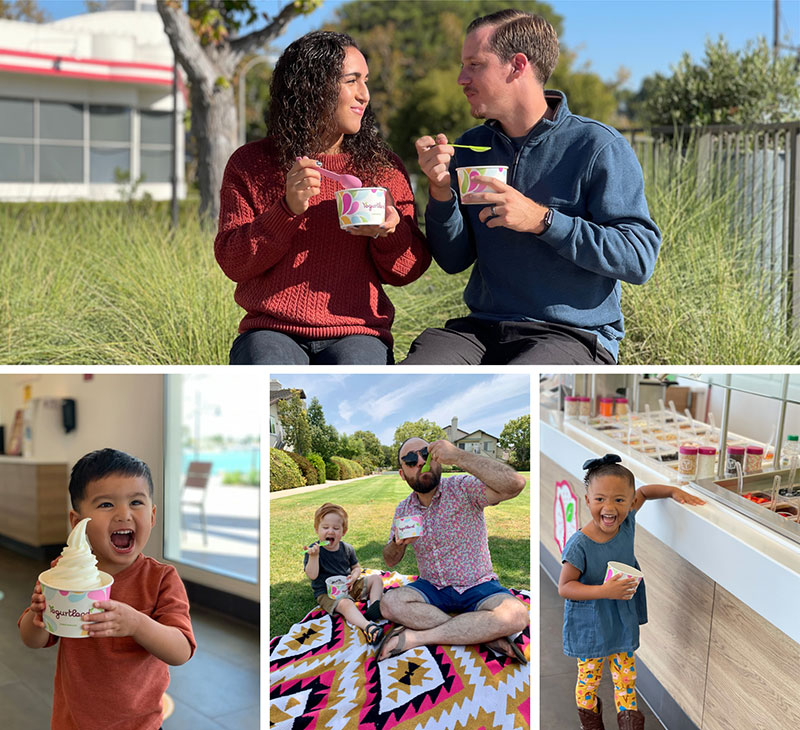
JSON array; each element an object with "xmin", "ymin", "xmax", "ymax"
[{"xmin": 561, "ymin": 510, "xmax": 648, "ymax": 658}]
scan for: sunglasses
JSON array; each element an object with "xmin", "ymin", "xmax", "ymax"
[{"xmin": 400, "ymin": 447, "xmax": 428, "ymax": 466}]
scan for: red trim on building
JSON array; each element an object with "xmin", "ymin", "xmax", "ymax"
[
  {"xmin": 0, "ymin": 47, "xmax": 172, "ymax": 72},
  {"xmin": 0, "ymin": 62, "xmax": 171, "ymax": 86}
]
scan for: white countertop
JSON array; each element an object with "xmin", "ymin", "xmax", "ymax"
[
  {"xmin": 0, "ymin": 455, "xmax": 67, "ymax": 465},
  {"xmin": 541, "ymin": 412, "xmax": 800, "ymax": 644}
]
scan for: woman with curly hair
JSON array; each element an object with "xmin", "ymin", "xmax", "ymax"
[{"xmin": 215, "ymin": 30, "xmax": 430, "ymax": 364}]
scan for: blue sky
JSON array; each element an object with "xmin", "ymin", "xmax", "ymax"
[
  {"xmin": 38, "ymin": 0, "xmax": 799, "ymax": 91},
  {"xmin": 271, "ymin": 373, "xmax": 530, "ymax": 446}
]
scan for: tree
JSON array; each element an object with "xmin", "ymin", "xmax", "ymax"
[
  {"xmin": 499, "ymin": 415, "xmax": 530, "ymax": 471},
  {"xmin": 275, "ymin": 390, "xmax": 311, "ymax": 455},
  {"xmin": 307, "ymin": 396, "xmax": 339, "ymax": 462},
  {"xmin": 156, "ymin": 0, "xmax": 321, "ymax": 221},
  {"xmin": 352, "ymin": 430, "xmax": 385, "ymax": 468},
  {"xmin": 0, "ymin": 0, "xmax": 48, "ymax": 21},
  {"xmin": 392, "ymin": 419, "xmax": 447, "ymax": 454},
  {"xmin": 332, "ymin": 1, "xmax": 621, "ymax": 165},
  {"xmin": 636, "ymin": 36, "xmax": 800, "ymax": 127}
]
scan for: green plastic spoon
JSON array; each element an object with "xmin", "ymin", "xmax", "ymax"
[
  {"xmin": 421, "ymin": 452, "xmax": 432, "ymax": 473},
  {"xmin": 450, "ymin": 143, "xmax": 491, "ymax": 152}
]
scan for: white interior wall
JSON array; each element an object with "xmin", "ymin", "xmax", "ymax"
[{"xmin": 0, "ymin": 373, "xmax": 163, "ymax": 553}]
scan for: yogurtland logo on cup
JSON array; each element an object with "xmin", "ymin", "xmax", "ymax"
[
  {"xmin": 335, "ymin": 187, "xmax": 387, "ymax": 228},
  {"xmin": 39, "ymin": 574, "xmax": 114, "ymax": 638}
]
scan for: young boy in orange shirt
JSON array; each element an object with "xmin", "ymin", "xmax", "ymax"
[{"xmin": 19, "ymin": 448, "xmax": 196, "ymax": 730}]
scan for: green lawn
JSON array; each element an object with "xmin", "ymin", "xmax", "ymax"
[{"xmin": 269, "ymin": 472, "xmax": 530, "ymax": 638}]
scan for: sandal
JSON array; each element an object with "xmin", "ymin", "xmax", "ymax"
[
  {"xmin": 361, "ymin": 622, "xmax": 383, "ymax": 647},
  {"xmin": 486, "ymin": 635, "xmax": 528, "ymax": 664},
  {"xmin": 376, "ymin": 626, "xmax": 407, "ymax": 661}
]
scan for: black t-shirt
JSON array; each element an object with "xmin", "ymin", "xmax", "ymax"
[{"xmin": 303, "ymin": 541, "xmax": 358, "ymax": 597}]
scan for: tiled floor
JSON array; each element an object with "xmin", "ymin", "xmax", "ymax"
[
  {"xmin": 540, "ymin": 566, "xmax": 665, "ymax": 729},
  {"xmin": 0, "ymin": 547, "xmax": 259, "ymax": 730}
]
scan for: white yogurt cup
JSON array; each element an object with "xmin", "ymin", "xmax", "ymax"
[
  {"xmin": 335, "ymin": 187, "xmax": 386, "ymax": 228},
  {"xmin": 325, "ymin": 575, "xmax": 349, "ymax": 599},
  {"xmin": 38, "ymin": 572, "xmax": 114, "ymax": 638},
  {"xmin": 456, "ymin": 166, "xmax": 508, "ymax": 202},
  {"xmin": 603, "ymin": 561, "xmax": 644, "ymax": 586},
  {"xmin": 394, "ymin": 515, "xmax": 423, "ymax": 540}
]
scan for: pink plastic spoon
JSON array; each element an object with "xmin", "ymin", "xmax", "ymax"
[{"xmin": 317, "ymin": 167, "xmax": 362, "ymax": 189}]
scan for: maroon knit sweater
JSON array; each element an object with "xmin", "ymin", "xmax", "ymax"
[{"xmin": 215, "ymin": 139, "xmax": 430, "ymax": 347}]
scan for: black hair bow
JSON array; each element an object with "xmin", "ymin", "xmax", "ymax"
[{"xmin": 582, "ymin": 453, "xmax": 622, "ymax": 471}]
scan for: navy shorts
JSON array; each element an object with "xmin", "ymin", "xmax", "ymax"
[{"xmin": 404, "ymin": 578, "xmax": 512, "ymax": 613}]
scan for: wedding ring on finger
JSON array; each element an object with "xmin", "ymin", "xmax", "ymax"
[{"xmin": 491, "ymin": 205, "xmax": 497, "ymax": 217}]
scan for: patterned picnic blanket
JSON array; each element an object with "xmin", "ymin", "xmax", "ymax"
[{"xmin": 270, "ymin": 571, "xmax": 530, "ymax": 730}]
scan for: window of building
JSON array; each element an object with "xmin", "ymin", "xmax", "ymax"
[{"xmin": 163, "ymin": 373, "xmax": 261, "ymax": 588}]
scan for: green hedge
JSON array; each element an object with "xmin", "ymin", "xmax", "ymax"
[
  {"xmin": 285, "ymin": 450, "xmax": 318, "ymax": 485},
  {"xmin": 330, "ymin": 456, "xmax": 364, "ymax": 480},
  {"xmin": 270, "ymin": 448, "xmax": 306, "ymax": 491},
  {"xmin": 306, "ymin": 452, "xmax": 326, "ymax": 483},
  {"xmin": 325, "ymin": 460, "xmax": 340, "ymax": 480}
]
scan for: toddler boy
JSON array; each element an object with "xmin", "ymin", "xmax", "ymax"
[
  {"xmin": 304, "ymin": 502, "xmax": 384, "ymax": 646},
  {"xmin": 19, "ymin": 448, "xmax": 196, "ymax": 730}
]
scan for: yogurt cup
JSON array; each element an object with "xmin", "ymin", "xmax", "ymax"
[
  {"xmin": 603, "ymin": 561, "xmax": 644, "ymax": 586},
  {"xmin": 456, "ymin": 166, "xmax": 507, "ymax": 202},
  {"xmin": 325, "ymin": 575, "xmax": 348, "ymax": 599},
  {"xmin": 38, "ymin": 572, "xmax": 114, "ymax": 638},
  {"xmin": 335, "ymin": 187, "xmax": 386, "ymax": 228},
  {"xmin": 395, "ymin": 515, "xmax": 423, "ymax": 540}
]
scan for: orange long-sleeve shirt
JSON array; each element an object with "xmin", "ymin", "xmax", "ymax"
[
  {"xmin": 214, "ymin": 139, "xmax": 430, "ymax": 347},
  {"xmin": 20, "ymin": 554, "xmax": 196, "ymax": 730}
]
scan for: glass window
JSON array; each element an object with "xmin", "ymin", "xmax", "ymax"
[
  {"xmin": 90, "ymin": 147, "xmax": 130, "ymax": 182},
  {"xmin": 0, "ymin": 142, "xmax": 34, "ymax": 181},
  {"xmin": 40, "ymin": 145, "xmax": 83, "ymax": 183},
  {"xmin": 90, "ymin": 105, "xmax": 130, "ymax": 142},
  {"xmin": 40, "ymin": 101, "xmax": 83, "ymax": 141},
  {"xmin": 140, "ymin": 110, "xmax": 172, "ymax": 144},
  {"xmin": 0, "ymin": 97, "xmax": 33, "ymax": 138},
  {"xmin": 164, "ymin": 373, "xmax": 260, "ymax": 584},
  {"xmin": 140, "ymin": 149, "xmax": 171, "ymax": 183}
]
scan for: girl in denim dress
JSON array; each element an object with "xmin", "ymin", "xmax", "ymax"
[{"xmin": 558, "ymin": 454, "xmax": 704, "ymax": 730}]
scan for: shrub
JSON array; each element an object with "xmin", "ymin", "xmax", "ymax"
[
  {"xmin": 354, "ymin": 456, "xmax": 375, "ymax": 474},
  {"xmin": 221, "ymin": 469, "xmax": 259, "ymax": 486},
  {"xmin": 285, "ymin": 451, "xmax": 318, "ymax": 485},
  {"xmin": 306, "ymin": 453, "xmax": 326, "ymax": 483},
  {"xmin": 325, "ymin": 460, "xmax": 340, "ymax": 481},
  {"xmin": 270, "ymin": 448, "xmax": 306, "ymax": 491},
  {"xmin": 331, "ymin": 456, "xmax": 364, "ymax": 480}
]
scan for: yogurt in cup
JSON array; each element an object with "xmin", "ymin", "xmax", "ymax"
[
  {"xmin": 394, "ymin": 515, "xmax": 423, "ymax": 540},
  {"xmin": 603, "ymin": 561, "xmax": 644, "ymax": 586},
  {"xmin": 38, "ymin": 518, "xmax": 114, "ymax": 638},
  {"xmin": 456, "ymin": 166, "xmax": 508, "ymax": 202},
  {"xmin": 335, "ymin": 187, "xmax": 386, "ymax": 229},
  {"xmin": 325, "ymin": 575, "xmax": 349, "ymax": 599}
]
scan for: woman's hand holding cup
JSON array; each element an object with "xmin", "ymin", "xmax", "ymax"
[
  {"xmin": 602, "ymin": 573, "xmax": 638, "ymax": 600},
  {"xmin": 285, "ymin": 157, "xmax": 322, "ymax": 215}
]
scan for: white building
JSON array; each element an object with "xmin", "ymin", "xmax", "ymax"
[{"xmin": 0, "ymin": 4, "xmax": 185, "ymax": 201}]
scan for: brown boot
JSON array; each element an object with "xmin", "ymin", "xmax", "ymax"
[
  {"xmin": 577, "ymin": 697, "xmax": 605, "ymax": 729},
  {"xmin": 617, "ymin": 708, "xmax": 645, "ymax": 729}
]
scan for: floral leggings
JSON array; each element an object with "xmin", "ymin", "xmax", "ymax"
[{"xmin": 576, "ymin": 652, "xmax": 638, "ymax": 713}]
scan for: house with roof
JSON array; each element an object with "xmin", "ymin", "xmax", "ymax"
[
  {"xmin": 269, "ymin": 379, "xmax": 306, "ymax": 449},
  {"xmin": 0, "ymin": 1, "xmax": 185, "ymax": 201},
  {"xmin": 441, "ymin": 416, "xmax": 507, "ymax": 462}
]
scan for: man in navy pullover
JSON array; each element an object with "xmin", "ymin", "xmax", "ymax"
[{"xmin": 402, "ymin": 9, "xmax": 661, "ymax": 365}]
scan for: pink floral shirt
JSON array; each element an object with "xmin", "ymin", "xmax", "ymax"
[{"xmin": 389, "ymin": 474, "xmax": 498, "ymax": 593}]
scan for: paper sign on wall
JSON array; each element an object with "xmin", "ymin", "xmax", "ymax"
[{"xmin": 554, "ymin": 480, "xmax": 579, "ymax": 554}]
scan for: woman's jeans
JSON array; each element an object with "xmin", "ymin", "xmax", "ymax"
[{"xmin": 229, "ymin": 329, "xmax": 392, "ymax": 365}]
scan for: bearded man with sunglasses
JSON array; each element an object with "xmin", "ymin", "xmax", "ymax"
[{"xmin": 376, "ymin": 437, "xmax": 529, "ymax": 663}]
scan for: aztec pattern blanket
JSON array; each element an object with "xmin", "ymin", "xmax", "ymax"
[{"xmin": 270, "ymin": 571, "xmax": 530, "ymax": 730}]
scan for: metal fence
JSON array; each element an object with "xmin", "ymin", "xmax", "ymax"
[{"xmin": 621, "ymin": 121, "xmax": 800, "ymax": 323}]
